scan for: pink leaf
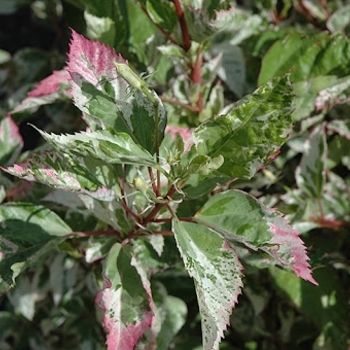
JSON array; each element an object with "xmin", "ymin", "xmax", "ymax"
[
  {"xmin": 96, "ymin": 279, "xmax": 153, "ymax": 350},
  {"xmin": 267, "ymin": 219, "xmax": 318, "ymax": 285},
  {"xmin": 28, "ymin": 69, "xmax": 71, "ymax": 97},
  {"xmin": 67, "ymin": 29, "xmax": 126, "ymax": 85}
]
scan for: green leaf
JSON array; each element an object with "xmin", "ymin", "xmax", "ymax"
[
  {"xmin": 194, "ymin": 75, "xmax": 293, "ymax": 179},
  {"xmin": 145, "ymin": 0, "xmax": 177, "ymax": 32},
  {"xmin": 152, "ymin": 284, "xmax": 187, "ymax": 350},
  {"xmin": 0, "ymin": 203, "xmax": 71, "ymax": 293},
  {"xmin": 80, "ymin": 80, "xmax": 167, "ymax": 154},
  {"xmin": 258, "ymin": 32, "xmax": 350, "ymax": 85},
  {"xmin": 172, "ymin": 218, "xmax": 243, "ymax": 350},
  {"xmin": 95, "ymin": 243, "xmax": 153, "ymax": 349},
  {"xmin": 195, "ymin": 190, "xmax": 273, "ymax": 246},
  {"xmin": 296, "ymin": 123, "xmax": 327, "ymax": 198},
  {"xmin": 271, "ymin": 267, "xmax": 349, "ymax": 349}
]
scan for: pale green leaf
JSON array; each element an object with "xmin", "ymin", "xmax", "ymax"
[
  {"xmin": 194, "ymin": 75, "xmax": 293, "ymax": 179},
  {"xmin": 195, "ymin": 190, "xmax": 272, "ymax": 246},
  {"xmin": 0, "ymin": 203, "xmax": 71, "ymax": 293},
  {"xmin": 84, "ymin": 11, "xmax": 116, "ymax": 46},
  {"xmin": 173, "ymin": 218, "xmax": 243, "ymax": 350},
  {"xmin": 327, "ymin": 4, "xmax": 350, "ymax": 32},
  {"xmin": 194, "ymin": 190, "xmax": 317, "ymax": 284},
  {"xmin": 296, "ymin": 124, "xmax": 327, "ymax": 198}
]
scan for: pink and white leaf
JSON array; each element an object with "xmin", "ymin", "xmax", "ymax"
[
  {"xmin": 0, "ymin": 115, "xmax": 23, "ymax": 165},
  {"xmin": 67, "ymin": 30, "xmax": 128, "ymax": 115},
  {"xmin": 95, "ymin": 243, "xmax": 153, "ymax": 350},
  {"xmin": 265, "ymin": 215, "xmax": 318, "ymax": 285},
  {"xmin": 11, "ymin": 70, "xmax": 71, "ymax": 114}
]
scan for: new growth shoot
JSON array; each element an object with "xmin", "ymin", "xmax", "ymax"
[{"xmin": 114, "ymin": 62, "xmax": 161, "ymax": 194}]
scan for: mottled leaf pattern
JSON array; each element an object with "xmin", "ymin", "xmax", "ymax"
[
  {"xmin": 194, "ymin": 75, "xmax": 293, "ymax": 179},
  {"xmin": 173, "ymin": 218, "xmax": 243, "ymax": 350},
  {"xmin": 195, "ymin": 190, "xmax": 317, "ymax": 285}
]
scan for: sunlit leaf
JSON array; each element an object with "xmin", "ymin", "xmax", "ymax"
[{"xmin": 194, "ymin": 75, "xmax": 293, "ymax": 179}]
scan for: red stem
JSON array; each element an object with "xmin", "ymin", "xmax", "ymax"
[
  {"xmin": 160, "ymin": 96, "xmax": 200, "ymax": 112},
  {"xmin": 173, "ymin": 0, "xmax": 191, "ymax": 51}
]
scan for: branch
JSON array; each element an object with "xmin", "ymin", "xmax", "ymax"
[{"xmin": 173, "ymin": 0, "xmax": 191, "ymax": 51}]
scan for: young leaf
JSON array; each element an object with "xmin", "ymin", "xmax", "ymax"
[
  {"xmin": 194, "ymin": 75, "xmax": 293, "ymax": 179},
  {"xmin": 172, "ymin": 218, "xmax": 243, "ymax": 350},
  {"xmin": 67, "ymin": 30, "xmax": 167, "ymax": 153},
  {"xmin": 0, "ymin": 116, "xmax": 23, "ymax": 166},
  {"xmin": 296, "ymin": 123, "xmax": 327, "ymax": 199},
  {"xmin": 194, "ymin": 190, "xmax": 318, "ymax": 285},
  {"xmin": 0, "ymin": 203, "xmax": 72, "ymax": 293},
  {"xmin": 95, "ymin": 243, "xmax": 153, "ymax": 350}
]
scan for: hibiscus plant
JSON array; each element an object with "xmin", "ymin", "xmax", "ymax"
[{"xmin": 1, "ymin": 0, "xmax": 349, "ymax": 349}]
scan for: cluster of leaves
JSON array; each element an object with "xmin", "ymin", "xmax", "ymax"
[{"xmin": 0, "ymin": 0, "xmax": 349, "ymax": 349}]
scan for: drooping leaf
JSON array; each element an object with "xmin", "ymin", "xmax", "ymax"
[
  {"xmin": 296, "ymin": 123, "xmax": 327, "ymax": 199},
  {"xmin": 194, "ymin": 190, "xmax": 318, "ymax": 285},
  {"xmin": 0, "ymin": 203, "xmax": 71, "ymax": 293},
  {"xmin": 194, "ymin": 75, "xmax": 293, "ymax": 179},
  {"xmin": 0, "ymin": 116, "xmax": 23, "ymax": 166},
  {"xmin": 172, "ymin": 218, "xmax": 243, "ymax": 350},
  {"xmin": 95, "ymin": 243, "xmax": 153, "ymax": 350}
]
